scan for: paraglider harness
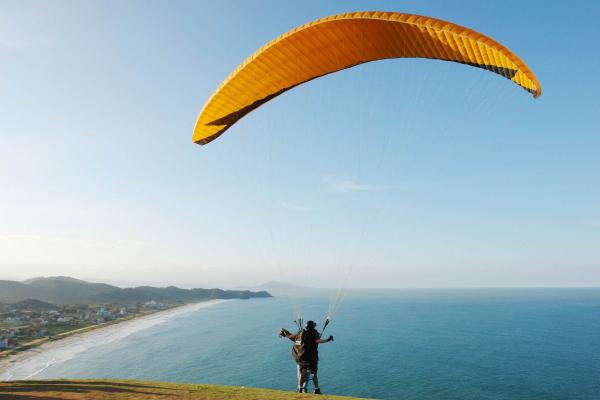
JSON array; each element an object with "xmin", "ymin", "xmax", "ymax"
[
  {"xmin": 293, "ymin": 329, "xmax": 318, "ymax": 366},
  {"xmin": 280, "ymin": 318, "xmax": 333, "ymax": 367}
]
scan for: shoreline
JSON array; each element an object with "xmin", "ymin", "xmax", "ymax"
[
  {"xmin": 1, "ymin": 306, "xmax": 180, "ymax": 358},
  {"xmin": 0, "ymin": 299, "xmax": 228, "ymax": 381}
]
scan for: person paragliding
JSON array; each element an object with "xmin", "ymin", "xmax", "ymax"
[
  {"xmin": 279, "ymin": 321, "xmax": 334, "ymax": 394},
  {"xmin": 194, "ymin": 9, "xmax": 541, "ymax": 396}
]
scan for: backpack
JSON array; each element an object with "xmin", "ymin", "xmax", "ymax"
[{"xmin": 292, "ymin": 328, "xmax": 319, "ymax": 364}]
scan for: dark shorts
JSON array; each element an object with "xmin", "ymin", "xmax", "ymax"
[{"xmin": 297, "ymin": 361, "xmax": 318, "ymax": 373}]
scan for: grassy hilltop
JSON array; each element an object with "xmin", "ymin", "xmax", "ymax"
[{"xmin": 0, "ymin": 379, "xmax": 369, "ymax": 399}]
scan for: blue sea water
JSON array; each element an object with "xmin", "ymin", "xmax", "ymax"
[{"xmin": 34, "ymin": 289, "xmax": 600, "ymax": 399}]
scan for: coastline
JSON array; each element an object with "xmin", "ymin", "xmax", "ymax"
[
  {"xmin": 1, "ymin": 306, "xmax": 181, "ymax": 358},
  {"xmin": 0, "ymin": 299, "xmax": 228, "ymax": 381}
]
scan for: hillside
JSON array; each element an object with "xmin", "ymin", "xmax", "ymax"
[
  {"xmin": 0, "ymin": 379, "xmax": 368, "ymax": 399},
  {"xmin": 10, "ymin": 299, "xmax": 57, "ymax": 311},
  {"xmin": 0, "ymin": 277, "xmax": 271, "ymax": 304}
]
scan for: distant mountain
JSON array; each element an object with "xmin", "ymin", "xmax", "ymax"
[
  {"xmin": 23, "ymin": 276, "xmax": 89, "ymax": 285},
  {"xmin": 0, "ymin": 280, "xmax": 38, "ymax": 302},
  {"xmin": 0, "ymin": 277, "xmax": 271, "ymax": 305},
  {"xmin": 90, "ymin": 286, "xmax": 270, "ymax": 303},
  {"xmin": 24, "ymin": 276, "xmax": 120, "ymax": 303}
]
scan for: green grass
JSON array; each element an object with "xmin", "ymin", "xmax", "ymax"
[{"xmin": 0, "ymin": 379, "xmax": 370, "ymax": 399}]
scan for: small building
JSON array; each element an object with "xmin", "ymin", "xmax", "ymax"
[{"xmin": 0, "ymin": 337, "xmax": 17, "ymax": 349}]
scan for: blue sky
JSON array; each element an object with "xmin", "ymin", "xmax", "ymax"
[{"xmin": 1, "ymin": 0, "xmax": 599, "ymax": 287}]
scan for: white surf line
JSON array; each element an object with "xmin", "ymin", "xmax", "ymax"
[
  {"xmin": 23, "ymin": 357, "xmax": 56, "ymax": 380},
  {"xmin": 0, "ymin": 299, "xmax": 229, "ymax": 381}
]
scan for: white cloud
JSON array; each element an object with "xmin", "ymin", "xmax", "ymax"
[{"xmin": 323, "ymin": 176, "xmax": 391, "ymax": 194}]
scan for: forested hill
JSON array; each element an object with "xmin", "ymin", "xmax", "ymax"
[{"xmin": 0, "ymin": 276, "xmax": 271, "ymax": 305}]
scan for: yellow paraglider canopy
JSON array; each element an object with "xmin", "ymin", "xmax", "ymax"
[{"xmin": 193, "ymin": 11, "xmax": 541, "ymax": 145}]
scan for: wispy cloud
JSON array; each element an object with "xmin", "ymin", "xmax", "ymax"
[{"xmin": 323, "ymin": 176, "xmax": 391, "ymax": 194}]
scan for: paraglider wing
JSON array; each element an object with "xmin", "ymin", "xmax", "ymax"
[{"xmin": 193, "ymin": 11, "xmax": 541, "ymax": 145}]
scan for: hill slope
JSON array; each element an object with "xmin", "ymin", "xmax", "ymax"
[
  {"xmin": 0, "ymin": 379, "xmax": 368, "ymax": 399},
  {"xmin": 10, "ymin": 299, "xmax": 57, "ymax": 311}
]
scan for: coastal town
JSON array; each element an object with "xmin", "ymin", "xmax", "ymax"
[
  {"xmin": 0, "ymin": 299, "xmax": 173, "ymax": 353},
  {"xmin": 0, "ymin": 276, "xmax": 270, "ymax": 375}
]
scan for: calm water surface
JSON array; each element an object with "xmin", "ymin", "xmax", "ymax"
[{"xmin": 34, "ymin": 289, "xmax": 600, "ymax": 399}]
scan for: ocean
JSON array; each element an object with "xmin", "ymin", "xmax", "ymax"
[{"xmin": 10, "ymin": 289, "xmax": 600, "ymax": 399}]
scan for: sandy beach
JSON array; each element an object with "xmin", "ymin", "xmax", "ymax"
[{"xmin": 0, "ymin": 299, "xmax": 227, "ymax": 381}]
